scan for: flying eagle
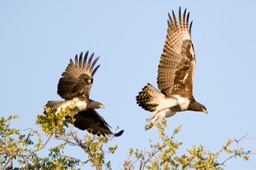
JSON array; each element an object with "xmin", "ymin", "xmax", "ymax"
[
  {"xmin": 45, "ymin": 51, "xmax": 123, "ymax": 136},
  {"xmin": 136, "ymin": 7, "xmax": 207, "ymax": 127},
  {"xmin": 45, "ymin": 51, "xmax": 104, "ymax": 114}
]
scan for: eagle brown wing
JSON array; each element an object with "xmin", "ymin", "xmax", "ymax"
[
  {"xmin": 74, "ymin": 109, "xmax": 124, "ymax": 137},
  {"xmin": 57, "ymin": 51, "xmax": 100, "ymax": 100},
  {"xmin": 157, "ymin": 7, "xmax": 195, "ymax": 97}
]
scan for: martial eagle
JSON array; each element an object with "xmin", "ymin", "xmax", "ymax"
[
  {"xmin": 45, "ymin": 51, "xmax": 123, "ymax": 136},
  {"xmin": 136, "ymin": 7, "xmax": 207, "ymax": 128}
]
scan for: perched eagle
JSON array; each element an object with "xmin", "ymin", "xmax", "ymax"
[
  {"xmin": 45, "ymin": 51, "xmax": 123, "ymax": 136},
  {"xmin": 136, "ymin": 7, "xmax": 207, "ymax": 127}
]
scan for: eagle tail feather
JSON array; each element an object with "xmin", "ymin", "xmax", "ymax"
[{"xmin": 136, "ymin": 83, "xmax": 164, "ymax": 112}]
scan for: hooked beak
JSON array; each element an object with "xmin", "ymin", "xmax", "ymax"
[
  {"xmin": 89, "ymin": 100, "xmax": 105, "ymax": 109},
  {"xmin": 100, "ymin": 103, "xmax": 105, "ymax": 109}
]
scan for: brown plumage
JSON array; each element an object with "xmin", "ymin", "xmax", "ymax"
[
  {"xmin": 45, "ymin": 51, "xmax": 103, "ymax": 115},
  {"xmin": 136, "ymin": 7, "xmax": 207, "ymax": 128},
  {"xmin": 44, "ymin": 51, "xmax": 125, "ymax": 136},
  {"xmin": 74, "ymin": 109, "xmax": 124, "ymax": 137},
  {"xmin": 58, "ymin": 51, "xmax": 100, "ymax": 100}
]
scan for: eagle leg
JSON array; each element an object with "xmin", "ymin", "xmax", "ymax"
[
  {"xmin": 146, "ymin": 110, "xmax": 161, "ymax": 123},
  {"xmin": 145, "ymin": 112, "xmax": 162, "ymax": 130},
  {"xmin": 146, "ymin": 113, "xmax": 156, "ymax": 122},
  {"xmin": 147, "ymin": 108, "xmax": 176, "ymax": 123}
]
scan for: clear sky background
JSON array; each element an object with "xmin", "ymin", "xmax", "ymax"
[{"xmin": 0, "ymin": 1, "xmax": 255, "ymax": 169}]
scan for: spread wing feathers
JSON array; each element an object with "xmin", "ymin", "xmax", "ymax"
[
  {"xmin": 157, "ymin": 7, "xmax": 195, "ymax": 97},
  {"xmin": 74, "ymin": 109, "xmax": 124, "ymax": 137},
  {"xmin": 57, "ymin": 51, "xmax": 100, "ymax": 100},
  {"xmin": 136, "ymin": 83, "xmax": 165, "ymax": 112}
]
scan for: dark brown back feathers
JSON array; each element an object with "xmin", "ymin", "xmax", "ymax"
[{"xmin": 57, "ymin": 51, "xmax": 100, "ymax": 100}]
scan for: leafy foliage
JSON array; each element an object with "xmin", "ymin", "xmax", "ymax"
[
  {"xmin": 123, "ymin": 119, "xmax": 252, "ymax": 170},
  {"xmin": 1, "ymin": 108, "xmax": 118, "ymax": 170},
  {"xmin": 36, "ymin": 106, "xmax": 75, "ymax": 134},
  {"xmin": 0, "ymin": 112, "xmax": 252, "ymax": 170}
]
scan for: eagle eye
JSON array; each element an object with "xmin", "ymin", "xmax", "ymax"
[
  {"xmin": 190, "ymin": 44, "xmax": 195, "ymax": 56},
  {"xmin": 86, "ymin": 77, "xmax": 92, "ymax": 84},
  {"xmin": 81, "ymin": 74, "xmax": 92, "ymax": 84}
]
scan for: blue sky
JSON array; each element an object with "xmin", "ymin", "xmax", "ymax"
[{"xmin": 0, "ymin": 1, "xmax": 255, "ymax": 169}]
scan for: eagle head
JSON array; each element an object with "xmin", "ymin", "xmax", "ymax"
[
  {"xmin": 89, "ymin": 100, "xmax": 105, "ymax": 109},
  {"xmin": 188, "ymin": 99, "xmax": 207, "ymax": 114},
  {"xmin": 80, "ymin": 74, "xmax": 93, "ymax": 85}
]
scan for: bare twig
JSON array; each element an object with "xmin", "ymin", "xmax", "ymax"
[
  {"xmin": 33, "ymin": 133, "xmax": 53, "ymax": 152},
  {"xmin": 3, "ymin": 156, "xmax": 13, "ymax": 170},
  {"xmin": 235, "ymin": 133, "xmax": 249, "ymax": 143},
  {"xmin": 217, "ymin": 133, "xmax": 251, "ymax": 167}
]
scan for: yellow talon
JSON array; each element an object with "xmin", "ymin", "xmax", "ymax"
[{"xmin": 145, "ymin": 122, "xmax": 154, "ymax": 130}]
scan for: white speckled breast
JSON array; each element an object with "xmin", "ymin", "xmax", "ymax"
[{"xmin": 174, "ymin": 95, "xmax": 190, "ymax": 110}]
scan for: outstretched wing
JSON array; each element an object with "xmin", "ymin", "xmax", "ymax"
[
  {"xmin": 157, "ymin": 7, "xmax": 195, "ymax": 97},
  {"xmin": 74, "ymin": 109, "xmax": 123, "ymax": 137},
  {"xmin": 58, "ymin": 51, "xmax": 100, "ymax": 100}
]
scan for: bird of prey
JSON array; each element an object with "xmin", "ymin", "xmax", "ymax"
[
  {"xmin": 45, "ymin": 51, "xmax": 123, "ymax": 136},
  {"xmin": 45, "ymin": 51, "xmax": 104, "ymax": 115},
  {"xmin": 136, "ymin": 7, "xmax": 207, "ymax": 127}
]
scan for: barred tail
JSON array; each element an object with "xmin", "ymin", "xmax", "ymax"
[{"xmin": 136, "ymin": 83, "xmax": 164, "ymax": 112}]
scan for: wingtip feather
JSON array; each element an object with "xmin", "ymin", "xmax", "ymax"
[
  {"xmin": 172, "ymin": 10, "xmax": 178, "ymax": 27},
  {"xmin": 114, "ymin": 129, "xmax": 124, "ymax": 137},
  {"xmin": 92, "ymin": 64, "xmax": 100, "ymax": 77},
  {"xmin": 87, "ymin": 53, "xmax": 95, "ymax": 70},
  {"xmin": 78, "ymin": 52, "xmax": 83, "ymax": 67},
  {"xmin": 83, "ymin": 51, "xmax": 89, "ymax": 67}
]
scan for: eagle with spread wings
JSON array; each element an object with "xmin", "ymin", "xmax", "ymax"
[
  {"xmin": 45, "ymin": 51, "xmax": 123, "ymax": 136},
  {"xmin": 136, "ymin": 7, "xmax": 207, "ymax": 128}
]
